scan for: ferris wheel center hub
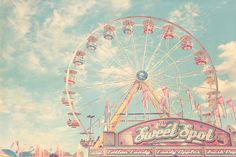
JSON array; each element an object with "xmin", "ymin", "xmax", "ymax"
[{"xmin": 136, "ymin": 70, "xmax": 148, "ymax": 81}]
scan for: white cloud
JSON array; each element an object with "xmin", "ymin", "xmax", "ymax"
[
  {"xmin": 100, "ymin": 66, "xmax": 134, "ymax": 76},
  {"xmin": 169, "ymin": 3, "xmax": 203, "ymax": 33},
  {"xmin": 218, "ymin": 79, "xmax": 236, "ymax": 100},
  {"xmin": 23, "ymin": 53, "xmax": 47, "ymax": 74},
  {"xmin": 0, "ymin": 87, "xmax": 33, "ymax": 113},
  {"xmin": 217, "ymin": 41, "xmax": 236, "ymax": 80},
  {"xmin": 193, "ymin": 81, "xmax": 211, "ymax": 101},
  {"xmin": 30, "ymin": 0, "xmax": 96, "ymax": 75},
  {"xmin": 8, "ymin": 0, "xmax": 36, "ymax": 37},
  {"xmin": 0, "ymin": 85, "xmax": 72, "ymax": 151},
  {"xmin": 3, "ymin": 0, "xmax": 96, "ymax": 75},
  {"xmin": 216, "ymin": 41, "xmax": 236, "ymax": 99},
  {"xmin": 0, "ymin": 99, "xmax": 9, "ymax": 113},
  {"xmin": 41, "ymin": 0, "xmax": 96, "ymax": 38},
  {"xmin": 111, "ymin": 0, "xmax": 131, "ymax": 11},
  {"xmin": 1, "ymin": 1, "xmax": 36, "ymax": 67},
  {"xmin": 95, "ymin": 39, "xmax": 118, "ymax": 62}
]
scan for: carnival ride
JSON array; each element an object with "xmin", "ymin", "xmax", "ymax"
[{"xmin": 62, "ymin": 16, "xmax": 236, "ymax": 153}]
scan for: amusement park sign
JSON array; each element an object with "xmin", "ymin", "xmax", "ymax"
[
  {"xmin": 90, "ymin": 147, "xmax": 236, "ymax": 157},
  {"xmin": 118, "ymin": 118, "xmax": 232, "ymax": 146}
]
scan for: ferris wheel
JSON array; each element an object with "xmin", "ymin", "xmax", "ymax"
[{"xmin": 62, "ymin": 16, "xmax": 220, "ymax": 147}]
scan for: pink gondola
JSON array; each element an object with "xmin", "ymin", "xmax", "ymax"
[
  {"xmin": 73, "ymin": 50, "xmax": 86, "ymax": 66},
  {"xmin": 87, "ymin": 35, "xmax": 97, "ymax": 50},
  {"xmin": 63, "ymin": 77, "xmax": 75, "ymax": 85},
  {"xmin": 162, "ymin": 25, "xmax": 174, "ymax": 39},
  {"xmin": 64, "ymin": 69, "xmax": 77, "ymax": 85},
  {"xmin": 67, "ymin": 119, "xmax": 80, "ymax": 128},
  {"xmin": 104, "ymin": 25, "xmax": 115, "ymax": 40},
  {"xmin": 64, "ymin": 69, "xmax": 77, "ymax": 75},
  {"xmin": 143, "ymin": 20, "xmax": 154, "ymax": 34},
  {"xmin": 75, "ymin": 50, "xmax": 86, "ymax": 56},
  {"xmin": 123, "ymin": 19, "xmax": 134, "ymax": 35},
  {"xmin": 61, "ymin": 97, "xmax": 74, "ymax": 106},
  {"xmin": 194, "ymin": 50, "xmax": 208, "ymax": 65},
  {"xmin": 181, "ymin": 35, "xmax": 192, "ymax": 50},
  {"xmin": 194, "ymin": 56, "xmax": 208, "ymax": 65}
]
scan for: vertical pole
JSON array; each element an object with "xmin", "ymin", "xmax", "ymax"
[
  {"xmin": 87, "ymin": 115, "xmax": 95, "ymax": 157},
  {"xmin": 87, "ymin": 115, "xmax": 95, "ymax": 140}
]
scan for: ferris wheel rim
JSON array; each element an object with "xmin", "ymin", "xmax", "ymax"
[{"xmin": 63, "ymin": 16, "xmax": 219, "ymax": 133}]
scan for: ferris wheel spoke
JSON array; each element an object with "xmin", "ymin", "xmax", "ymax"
[
  {"xmin": 176, "ymin": 52, "xmax": 195, "ymax": 63},
  {"xmin": 182, "ymin": 83, "xmax": 217, "ymax": 91},
  {"xmin": 150, "ymin": 68, "xmax": 203, "ymax": 79},
  {"xmin": 149, "ymin": 40, "xmax": 181, "ymax": 73},
  {"xmin": 76, "ymin": 74, "xmax": 133, "ymax": 87},
  {"xmin": 165, "ymin": 38, "xmax": 170, "ymax": 52},
  {"xmin": 149, "ymin": 45, "xmax": 181, "ymax": 75},
  {"xmin": 149, "ymin": 76, "xmax": 179, "ymax": 86},
  {"xmin": 149, "ymin": 52, "xmax": 187, "ymax": 77},
  {"xmin": 142, "ymin": 32, "xmax": 149, "ymax": 70},
  {"xmin": 150, "ymin": 81, "xmax": 180, "ymax": 93},
  {"xmin": 113, "ymin": 32, "xmax": 137, "ymax": 73},
  {"xmin": 86, "ymin": 55, "xmax": 111, "ymax": 72},
  {"xmin": 131, "ymin": 32, "xmax": 141, "ymax": 70},
  {"xmin": 85, "ymin": 67, "xmax": 134, "ymax": 79},
  {"xmin": 78, "ymin": 84, "xmax": 131, "ymax": 113},
  {"xmin": 87, "ymin": 49, "xmax": 134, "ymax": 77},
  {"xmin": 145, "ymin": 36, "xmax": 164, "ymax": 71},
  {"xmin": 75, "ymin": 79, "xmax": 135, "ymax": 90},
  {"xmin": 148, "ymin": 72, "xmax": 181, "ymax": 91},
  {"xmin": 109, "ymin": 84, "xmax": 133, "ymax": 115}
]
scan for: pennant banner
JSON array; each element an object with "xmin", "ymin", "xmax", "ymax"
[
  {"xmin": 214, "ymin": 106, "xmax": 221, "ymax": 118},
  {"xmin": 217, "ymin": 96, "xmax": 227, "ymax": 117},
  {"xmin": 162, "ymin": 87, "xmax": 169, "ymax": 111},
  {"xmin": 142, "ymin": 89, "xmax": 150, "ymax": 110},
  {"xmin": 104, "ymin": 100, "xmax": 111, "ymax": 124},
  {"xmin": 226, "ymin": 99, "xmax": 236, "ymax": 121},
  {"xmin": 186, "ymin": 89, "xmax": 194, "ymax": 110}
]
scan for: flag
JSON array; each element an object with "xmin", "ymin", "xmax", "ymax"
[
  {"xmin": 226, "ymin": 99, "xmax": 236, "ymax": 121},
  {"xmin": 196, "ymin": 104, "xmax": 202, "ymax": 114},
  {"xmin": 214, "ymin": 105, "xmax": 222, "ymax": 128},
  {"xmin": 35, "ymin": 146, "xmax": 40, "ymax": 157},
  {"xmin": 104, "ymin": 100, "xmax": 111, "ymax": 123},
  {"xmin": 16, "ymin": 141, "xmax": 20, "ymax": 154},
  {"xmin": 217, "ymin": 96, "xmax": 227, "ymax": 117},
  {"xmin": 162, "ymin": 87, "xmax": 169, "ymax": 111},
  {"xmin": 179, "ymin": 98, "xmax": 184, "ymax": 118},
  {"xmin": 186, "ymin": 89, "xmax": 194, "ymax": 110},
  {"xmin": 196, "ymin": 103, "xmax": 202, "ymax": 121},
  {"xmin": 193, "ymin": 101, "xmax": 198, "ymax": 111},
  {"xmin": 160, "ymin": 96, "xmax": 166, "ymax": 112},
  {"xmin": 186, "ymin": 89, "xmax": 192, "ymax": 99},
  {"xmin": 142, "ymin": 89, "xmax": 149, "ymax": 110},
  {"xmin": 162, "ymin": 87, "xmax": 169, "ymax": 98},
  {"xmin": 214, "ymin": 106, "xmax": 221, "ymax": 118}
]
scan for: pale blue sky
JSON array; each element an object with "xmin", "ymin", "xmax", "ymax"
[{"xmin": 1, "ymin": 0, "xmax": 236, "ymax": 154}]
